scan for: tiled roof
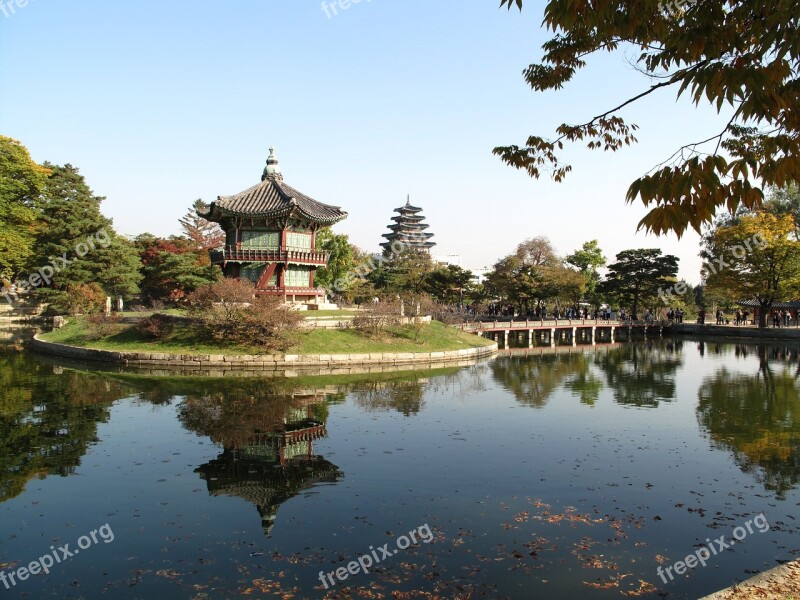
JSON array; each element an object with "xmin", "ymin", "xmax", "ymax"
[
  {"xmin": 738, "ymin": 299, "xmax": 800, "ymax": 309},
  {"xmin": 201, "ymin": 179, "xmax": 347, "ymax": 225},
  {"xmin": 198, "ymin": 150, "xmax": 347, "ymax": 226}
]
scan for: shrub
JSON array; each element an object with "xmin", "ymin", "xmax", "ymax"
[
  {"xmin": 136, "ymin": 313, "xmax": 175, "ymax": 340},
  {"xmin": 185, "ymin": 279, "xmax": 302, "ymax": 351},
  {"xmin": 85, "ymin": 313, "xmax": 124, "ymax": 340},
  {"xmin": 64, "ymin": 283, "xmax": 106, "ymax": 315},
  {"xmin": 351, "ymin": 299, "xmax": 401, "ymax": 337}
]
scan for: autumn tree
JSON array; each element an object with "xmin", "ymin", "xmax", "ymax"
[
  {"xmin": 135, "ymin": 234, "xmax": 219, "ymax": 304},
  {"xmin": 599, "ymin": 249, "xmax": 679, "ymax": 318},
  {"xmin": 485, "ymin": 236, "xmax": 583, "ymax": 311},
  {"xmin": 702, "ymin": 211, "xmax": 800, "ymax": 328},
  {"xmin": 180, "ymin": 199, "xmax": 225, "ymax": 251},
  {"xmin": 496, "ymin": 0, "xmax": 800, "ymax": 236}
]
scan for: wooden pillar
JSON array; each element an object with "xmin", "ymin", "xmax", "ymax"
[
  {"xmin": 528, "ymin": 329, "xmax": 534, "ymax": 348},
  {"xmin": 591, "ymin": 326, "xmax": 596, "ymax": 346},
  {"xmin": 502, "ymin": 330, "xmax": 508, "ymax": 348},
  {"xmin": 572, "ymin": 327, "xmax": 577, "ymax": 347},
  {"xmin": 610, "ymin": 326, "xmax": 615, "ymax": 343},
  {"xmin": 550, "ymin": 328, "xmax": 556, "ymax": 347}
]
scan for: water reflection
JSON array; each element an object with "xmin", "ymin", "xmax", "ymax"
[
  {"xmin": 3, "ymin": 334, "xmax": 800, "ymax": 599},
  {"xmin": 491, "ymin": 341, "xmax": 683, "ymax": 408},
  {"xmin": 593, "ymin": 341, "xmax": 683, "ymax": 407},
  {"xmin": 0, "ymin": 347, "xmax": 134, "ymax": 502},
  {"xmin": 491, "ymin": 352, "xmax": 596, "ymax": 407},
  {"xmin": 179, "ymin": 387, "xmax": 342, "ymax": 536},
  {"xmin": 697, "ymin": 345, "xmax": 800, "ymax": 499}
]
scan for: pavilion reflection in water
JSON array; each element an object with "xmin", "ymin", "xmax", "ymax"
[{"xmin": 194, "ymin": 389, "xmax": 343, "ymax": 537}]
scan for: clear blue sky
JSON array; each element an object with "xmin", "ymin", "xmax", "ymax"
[{"xmin": 1, "ymin": 0, "xmax": 733, "ymax": 282}]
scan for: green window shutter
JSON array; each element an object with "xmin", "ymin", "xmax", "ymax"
[
  {"xmin": 286, "ymin": 232, "xmax": 312, "ymax": 250},
  {"xmin": 285, "ymin": 266, "xmax": 311, "ymax": 287},
  {"xmin": 241, "ymin": 231, "xmax": 279, "ymax": 248},
  {"xmin": 240, "ymin": 264, "xmax": 265, "ymax": 283}
]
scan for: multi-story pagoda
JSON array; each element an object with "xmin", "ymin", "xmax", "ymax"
[
  {"xmin": 380, "ymin": 196, "xmax": 436, "ymax": 255},
  {"xmin": 199, "ymin": 148, "xmax": 348, "ymax": 304}
]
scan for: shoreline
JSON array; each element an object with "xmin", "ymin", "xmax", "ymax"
[
  {"xmin": 699, "ymin": 559, "xmax": 800, "ymax": 599},
  {"xmin": 30, "ymin": 334, "xmax": 498, "ymax": 370}
]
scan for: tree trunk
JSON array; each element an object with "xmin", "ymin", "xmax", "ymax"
[{"xmin": 759, "ymin": 302, "xmax": 770, "ymax": 329}]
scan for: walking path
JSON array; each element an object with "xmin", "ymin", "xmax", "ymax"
[{"xmin": 700, "ymin": 559, "xmax": 800, "ymax": 599}]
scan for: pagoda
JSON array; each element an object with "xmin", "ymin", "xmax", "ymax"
[
  {"xmin": 380, "ymin": 196, "xmax": 436, "ymax": 255},
  {"xmin": 198, "ymin": 148, "xmax": 348, "ymax": 304}
]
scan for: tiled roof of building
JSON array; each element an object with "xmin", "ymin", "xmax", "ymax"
[
  {"xmin": 738, "ymin": 299, "xmax": 800, "ymax": 309},
  {"xmin": 198, "ymin": 148, "xmax": 347, "ymax": 226}
]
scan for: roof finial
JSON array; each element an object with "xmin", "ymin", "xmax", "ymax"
[
  {"xmin": 262, "ymin": 146, "xmax": 283, "ymax": 181},
  {"xmin": 406, "ymin": 194, "xmax": 411, "ymax": 206}
]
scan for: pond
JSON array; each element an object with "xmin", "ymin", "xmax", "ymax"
[{"xmin": 1, "ymin": 336, "xmax": 798, "ymax": 599}]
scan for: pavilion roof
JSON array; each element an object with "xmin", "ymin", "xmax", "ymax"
[
  {"xmin": 198, "ymin": 148, "xmax": 347, "ymax": 226},
  {"xmin": 737, "ymin": 299, "xmax": 800, "ymax": 309}
]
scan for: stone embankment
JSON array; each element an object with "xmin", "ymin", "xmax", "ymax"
[{"xmin": 30, "ymin": 334, "xmax": 498, "ymax": 370}]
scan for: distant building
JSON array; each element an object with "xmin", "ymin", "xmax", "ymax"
[
  {"xmin": 431, "ymin": 253, "xmax": 462, "ymax": 267},
  {"xmin": 380, "ymin": 196, "xmax": 435, "ymax": 255},
  {"xmin": 468, "ymin": 267, "xmax": 492, "ymax": 286},
  {"xmin": 198, "ymin": 148, "xmax": 348, "ymax": 304}
]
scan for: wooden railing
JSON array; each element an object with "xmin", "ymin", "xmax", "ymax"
[
  {"xmin": 210, "ymin": 246, "xmax": 329, "ymax": 265},
  {"xmin": 461, "ymin": 319, "xmax": 672, "ymax": 331}
]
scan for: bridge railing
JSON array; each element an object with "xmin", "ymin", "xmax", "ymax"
[{"xmin": 461, "ymin": 319, "xmax": 671, "ymax": 331}]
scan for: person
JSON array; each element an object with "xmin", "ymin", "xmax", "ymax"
[
  {"xmin": 677, "ymin": 308, "xmax": 684, "ymax": 323},
  {"xmin": 698, "ymin": 308, "xmax": 705, "ymax": 324},
  {"xmin": 552, "ymin": 306, "xmax": 559, "ymax": 323}
]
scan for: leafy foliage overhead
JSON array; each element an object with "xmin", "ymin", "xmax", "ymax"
[{"xmin": 496, "ymin": 0, "xmax": 800, "ymax": 236}]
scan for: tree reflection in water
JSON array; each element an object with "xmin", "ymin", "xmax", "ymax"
[
  {"xmin": 0, "ymin": 348, "xmax": 134, "ymax": 502},
  {"xmin": 698, "ymin": 344, "xmax": 800, "ymax": 499},
  {"xmin": 491, "ymin": 341, "xmax": 683, "ymax": 408},
  {"xmin": 593, "ymin": 341, "xmax": 683, "ymax": 407}
]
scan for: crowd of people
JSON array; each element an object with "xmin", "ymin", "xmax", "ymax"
[{"xmin": 477, "ymin": 302, "xmax": 800, "ymax": 328}]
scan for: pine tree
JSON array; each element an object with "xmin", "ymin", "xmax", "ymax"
[{"xmin": 31, "ymin": 164, "xmax": 141, "ymax": 307}]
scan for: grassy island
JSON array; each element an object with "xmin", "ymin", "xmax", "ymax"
[{"xmin": 39, "ymin": 314, "xmax": 494, "ymax": 357}]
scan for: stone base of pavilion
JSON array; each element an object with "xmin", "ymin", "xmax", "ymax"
[
  {"xmin": 699, "ymin": 559, "xmax": 800, "ymax": 599},
  {"xmin": 300, "ymin": 302, "xmax": 340, "ymax": 311}
]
